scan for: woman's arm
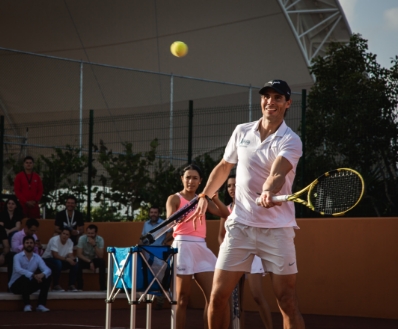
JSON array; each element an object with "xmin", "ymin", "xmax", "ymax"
[
  {"xmin": 207, "ymin": 193, "xmax": 230, "ymax": 219},
  {"xmin": 166, "ymin": 194, "xmax": 180, "ymax": 217},
  {"xmin": 218, "ymin": 216, "xmax": 227, "ymax": 245}
]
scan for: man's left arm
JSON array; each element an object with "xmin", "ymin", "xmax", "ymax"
[
  {"xmin": 74, "ymin": 212, "xmax": 84, "ymax": 236},
  {"xmin": 94, "ymin": 237, "xmax": 104, "ymax": 258},
  {"xmin": 35, "ymin": 173, "xmax": 44, "ymax": 201},
  {"xmin": 37, "ymin": 256, "xmax": 52, "ymax": 278}
]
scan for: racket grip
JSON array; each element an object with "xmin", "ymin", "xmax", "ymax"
[{"xmin": 255, "ymin": 195, "xmax": 289, "ymax": 205}]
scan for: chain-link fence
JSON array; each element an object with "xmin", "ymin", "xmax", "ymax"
[{"xmin": 0, "ymin": 47, "xmax": 305, "ymax": 219}]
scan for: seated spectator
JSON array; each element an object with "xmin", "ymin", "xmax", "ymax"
[
  {"xmin": 11, "ymin": 218, "xmax": 43, "ymax": 255},
  {"xmin": 13, "ymin": 156, "xmax": 43, "ymax": 218},
  {"xmin": 8, "ymin": 235, "xmax": 51, "ymax": 312},
  {"xmin": 0, "ymin": 196, "xmax": 24, "ymax": 242},
  {"xmin": 42, "ymin": 227, "xmax": 78, "ymax": 292},
  {"xmin": 139, "ymin": 206, "xmax": 173, "ymax": 246},
  {"xmin": 0, "ymin": 225, "xmax": 11, "ymax": 267},
  {"xmin": 76, "ymin": 224, "xmax": 106, "ymax": 291},
  {"xmin": 139, "ymin": 206, "xmax": 173, "ymax": 310},
  {"xmin": 54, "ymin": 196, "xmax": 84, "ymax": 245}
]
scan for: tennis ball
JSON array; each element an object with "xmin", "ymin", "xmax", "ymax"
[{"xmin": 170, "ymin": 41, "xmax": 188, "ymax": 57}]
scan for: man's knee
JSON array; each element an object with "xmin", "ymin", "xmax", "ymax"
[
  {"xmin": 209, "ymin": 287, "xmax": 230, "ymax": 310},
  {"xmin": 276, "ymin": 291, "xmax": 299, "ymax": 315}
]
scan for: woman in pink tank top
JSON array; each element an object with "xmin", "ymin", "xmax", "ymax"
[
  {"xmin": 166, "ymin": 164, "xmax": 229, "ymax": 329},
  {"xmin": 218, "ymin": 175, "xmax": 273, "ymax": 329}
]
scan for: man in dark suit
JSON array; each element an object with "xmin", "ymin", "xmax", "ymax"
[{"xmin": 54, "ymin": 196, "xmax": 84, "ymax": 245}]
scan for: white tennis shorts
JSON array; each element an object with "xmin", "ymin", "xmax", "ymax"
[
  {"xmin": 172, "ymin": 235, "xmax": 217, "ymax": 275},
  {"xmin": 217, "ymin": 220, "xmax": 298, "ymax": 275},
  {"xmin": 250, "ymin": 255, "xmax": 265, "ymax": 275}
]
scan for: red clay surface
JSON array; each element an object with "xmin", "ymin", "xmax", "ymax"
[{"xmin": 1, "ymin": 309, "xmax": 398, "ymax": 329}]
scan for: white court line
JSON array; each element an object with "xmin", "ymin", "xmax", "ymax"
[{"xmin": 0, "ymin": 325, "xmax": 134, "ymax": 329}]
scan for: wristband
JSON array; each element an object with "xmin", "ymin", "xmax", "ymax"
[{"xmin": 198, "ymin": 193, "xmax": 212, "ymax": 202}]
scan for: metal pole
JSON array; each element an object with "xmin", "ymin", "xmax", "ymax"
[
  {"xmin": 300, "ymin": 89, "xmax": 307, "ymax": 218},
  {"xmin": 0, "ymin": 116, "xmax": 4, "ymax": 194},
  {"xmin": 79, "ymin": 61, "xmax": 83, "ymax": 157},
  {"xmin": 169, "ymin": 74, "xmax": 174, "ymax": 162},
  {"xmin": 87, "ymin": 110, "xmax": 94, "ymax": 221},
  {"xmin": 188, "ymin": 100, "xmax": 193, "ymax": 164},
  {"xmin": 248, "ymin": 85, "xmax": 252, "ymax": 122}
]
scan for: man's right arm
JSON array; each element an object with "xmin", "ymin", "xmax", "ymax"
[
  {"xmin": 76, "ymin": 247, "xmax": 91, "ymax": 263},
  {"xmin": 189, "ymin": 159, "xmax": 235, "ymax": 228},
  {"xmin": 14, "ymin": 173, "xmax": 27, "ymax": 203},
  {"xmin": 202, "ymin": 159, "xmax": 235, "ymax": 197},
  {"xmin": 14, "ymin": 254, "xmax": 34, "ymax": 278},
  {"xmin": 54, "ymin": 212, "xmax": 62, "ymax": 234},
  {"xmin": 11, "ymin": 232, "xmax": 23, "ymax": 253}
]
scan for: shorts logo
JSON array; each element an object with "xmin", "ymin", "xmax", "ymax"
[
  {"xmin": 289, "ymin": 262, "xmax": 295, "ymax": 266},
  {"xmin": 239, "ymin": 138, "xmax": 250, "ymax": 147},
  {"xmin": 177, "ymin": 266, "xmax": 186, "ymax": 271}
]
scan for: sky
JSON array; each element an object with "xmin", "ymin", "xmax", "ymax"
[{"xmin": 339, "ymin": 0, "xmax": 398, "ymax": 69}]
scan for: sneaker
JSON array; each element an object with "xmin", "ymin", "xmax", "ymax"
[
  {"xmin": 68, "ymin": 285, "xmax": 78, "ymax": 292},
  {"xmin": 24, "ymin": 305, "xmax": 32, "ymax": 312},
  {"xmin": 52, "ymin": 285, "xmax": 65, "ymax": 292},
  {"xmin": 36, "ymin": 305, "xmax": 50, "ymax": 312}
]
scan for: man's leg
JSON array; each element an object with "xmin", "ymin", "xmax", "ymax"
[
  {"xmin": 44, "ymin": 258, "xmax": 62, "ymax": 287},
  {"xmin": 77, "ymin": 259, "xmax": 90, "ymax": 290},
  {"xmin": 64, "ymin": 261, "xmax": 78, "ymax": 286},
  {"xmin": 270, "ymin": 273, "xmax": 305, "ymax": 329},
  {"xmin": 93, "ymin": 258, "xmax": 106, "ymax": 290},
  {"xmin": 37, "ymin": 275, "xmax": 51, "ymax": 306},
  {"xmin": 208, "ymin": 269, "xmax": 245, "ymax": 329},
  {"xmin": 10, "ymin": 276, "xmax": 39, "ymax": 306}
]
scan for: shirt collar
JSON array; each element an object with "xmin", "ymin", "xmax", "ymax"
[
  {"xmin": 254, "ymin": 119, "xmax": 287, "ymax": 137},
  {"xmin": 148, "ymin": 218, "xmax": 161, "ymax": 226}
]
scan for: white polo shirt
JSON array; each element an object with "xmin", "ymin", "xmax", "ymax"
[
  {"xmin": 42, "ymin": 235, "xmax": 74, "ymax": 259},
  {"xmin": 223, "ymin": 119, "xmax": 302, "ymax": 228}
]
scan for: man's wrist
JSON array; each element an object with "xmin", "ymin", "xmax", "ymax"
[{"xmin": 198, "ymin": 193, "xmax": 212, "ymax": 202}]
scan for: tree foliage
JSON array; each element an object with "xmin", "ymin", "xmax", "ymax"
[
  {"xmin": 304, "ymin": 34, "xmax": 398, "ymax": 216},
  {"xmin": 94, "ymin": 139, "xmax": 159, "ymax": 218}
]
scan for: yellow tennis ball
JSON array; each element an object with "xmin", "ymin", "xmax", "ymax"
[{"xmin": 170, "ymin": 41, "xmax": 188, "ymax": 57}]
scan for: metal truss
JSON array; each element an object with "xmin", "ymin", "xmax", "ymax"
[{"xmin": 277, "ymin": 0, "xmax": 351, "ymax": 68}]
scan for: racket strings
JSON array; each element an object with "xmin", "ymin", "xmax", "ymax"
[{"xmin": 311, "ymin": 170, "xmax": 363, "ymax": 215}]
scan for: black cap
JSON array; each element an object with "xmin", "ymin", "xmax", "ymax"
[{"xmin": 259, "ymin": 79, "xmax": 291, "ymax": 100}]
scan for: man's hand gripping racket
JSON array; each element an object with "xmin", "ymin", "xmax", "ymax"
[{"xmin": 256, "ymin": 168, "xmax": 365, "ymax": 216}]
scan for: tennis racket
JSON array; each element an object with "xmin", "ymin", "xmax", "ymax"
[
  {"xmin": 140, "ymin": 196, "xmax": 199, "ymax": 245},
  {"xmin": 229, "ymin": 275, "xmax": 245, "ymax": 329},
  {"xmin": 256, "ymin": 168, "xmax": 364, "ymax": 216}
]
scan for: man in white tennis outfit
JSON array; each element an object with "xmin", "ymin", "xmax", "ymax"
[{"xmin": 191, "ymin": 79, "xmax": 305, "ymax": 329}]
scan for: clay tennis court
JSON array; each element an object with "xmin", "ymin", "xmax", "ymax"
[{"xmin": 1, "ymin": 308, "xmax": 398, "ymax": 329}]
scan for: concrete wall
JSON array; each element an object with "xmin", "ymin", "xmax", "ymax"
[{"xmin": 33, "ymin": 217, "xmax": 398, "ymax": 319}]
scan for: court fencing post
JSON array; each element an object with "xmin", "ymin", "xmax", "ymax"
[
  {"xmin": 188, "ymin": 100, "xmax": 193, "ymax": 164},
  {"xmin": 87, "ymin": 109, "xmax": 94, "ymax": 221},
  {"xmin": 300, "ymin": 89, "xmax": 307, "ymax": 218},
  {"xmin": 0, "ymin": 116, "xmax": 3, "ymax": 194}
]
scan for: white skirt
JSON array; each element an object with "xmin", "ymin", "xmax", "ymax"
[{"xmin": 172, "ymin": 235, "xmax": 217, "ymax": 275}]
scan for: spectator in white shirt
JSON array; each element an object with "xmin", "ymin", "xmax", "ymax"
[
  {"xmin": 42, "ymin": 227, "xmax": 78, "ymax": 292},
  {"xmin": 9, "ymin": 235, "xmax": 52, "ymax": 312}
]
